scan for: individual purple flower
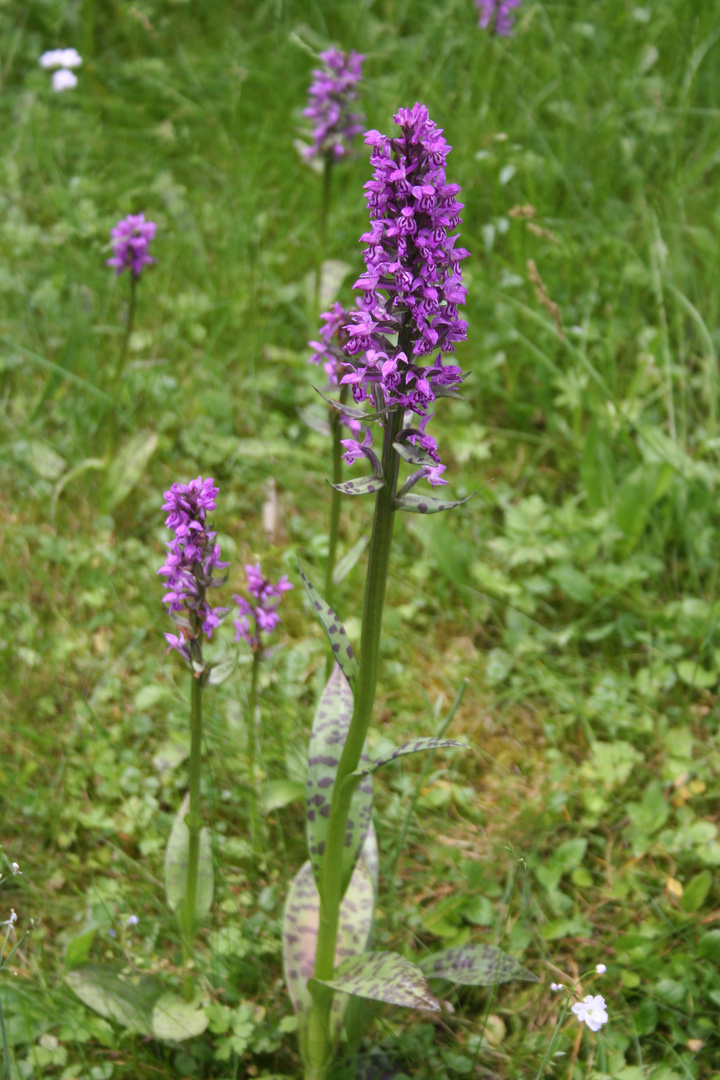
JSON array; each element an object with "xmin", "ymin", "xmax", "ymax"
[
  {"xmin": 107, "ymin": 214, "xmax": 157, "ymax": 277},
  {"xmin": 476, "ymin": 0, "xmax": 522, "ymax": 36},
  {"xmin": 340, "ymin": 103, "xmax": 469, "ymax": 486},
  {"xmin": 302, "ymin": 49, "xmax": 365, "ymax": 163},
  {"xmin": 158, "ymin": 477, "xmax": 230, "ymax": 668},
  {"xmin": 233, "ymin": 564, "xmax": 293, "ymax": 652}
]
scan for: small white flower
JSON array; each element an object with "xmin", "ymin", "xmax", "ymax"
[
  {"xmin": 52, "ymin": 69, "xmax": 78, "ymax": 92},
  {"xmin": 596, "ymin": 963, "xmax": 606, "ymax": 974},
  {"xmin": 572, "ymin": 994, "xmax": 608, "ymax": 1033},
  {"xmin": 39, "ymin": 47, "xmax": 82, "ymax": 70},
  {"xmin": 2, "ymin": 909, "xmax": 17, "ymax": 926},
  {"xmin": 126, "ymin": 914, "xmax": 139, "ymax": 927},
  {"xmin": 39, "ymin": 49, "xmax": 64, "ymax": 69},
  {"xmin": 11, "ymin": 863, "xmax": 21, "ymax": 875},
  {"xmin": 550, "ymin": 982, "xmax": 563, "ymax": 991},
  {"xmin": 58, "ymin": 48, "xmax": 82, "ymax": 68}
]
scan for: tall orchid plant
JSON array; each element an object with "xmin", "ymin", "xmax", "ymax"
[{"xmin": 284, "ymin": 104, "xmax": 537, "ymax": 1080}]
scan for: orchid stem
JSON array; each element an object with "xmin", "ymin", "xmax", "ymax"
[
  {"xmin": 107, "ymin": 272, "xmax": 136, "ymax": 460},
  {"xmin": 182, "ymin": 672, "xmax": 203, "ymax": 996},
  {"xmin": 248, "ymin": 648, "xmax": 262, "ymax": 853}
]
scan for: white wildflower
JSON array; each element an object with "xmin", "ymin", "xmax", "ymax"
[
  {"xmin": 52, "ymin": 69, "xmax": 78, "ymax": 92},
  {"xmin": 550, "ymin": 982, "xmax": 563, "ymax": 991},
  {"xmin": 571, "ymin": 994, "xmax": 608, "ymax": 1033},
  {"xmin": 126, "ymin": 914, "xmax": 139, "ymax": 927},
  {"xmin": 596, "ymin": 963, "xmax": 606, "ymax": 974},
  {"xmin": 2, "ymin": 909, "xmax": 17, "ymax": 926},
  {"xmin": 11, "ymin": 863, "xmax": 21, "ymax": 875},
  {"xmin": 39, "ymin": 47, "xmax": 82, "ymax": 70}
]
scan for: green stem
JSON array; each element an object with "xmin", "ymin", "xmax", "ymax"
[
  {"xmin": 324, "ymin": 408, "xmax": 343, "ymax": 600},
  {"xmin": 247, "ymin": 649, "xmax": 262, "ymax": 852},
  {"xmin": 0, "ymin": 985, "xmax": 11, "ymax": 1080},
  {"xmin": 182, "ymin": 672, "xmax": 203, "ymax": 986},
  {"xmin": 314, "ymin": 156, "xmax": 333, "ymax": 315},
  {"xmin": 106, "ymin": 273, "xmax": 137, "ymax": 459},
  {"xmin": 305, "ymin": 407, "xmax": 403, "ymax": 1078}
]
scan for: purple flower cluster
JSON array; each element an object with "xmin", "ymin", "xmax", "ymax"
[
  {"xmin": 476, "ymin": 0, "xmax": 522, "ymax": 36},
  {"xmin": 339, "ymin": 104, "xmax": 469, "ymax": 485},
  {"xmin": 309, "ymin": 302, "xmax": 353, "ymax": 385},
  {"xmin": 107, "ymin": 214, "xmax": 156, "ymax": 277},
  {"xmin": 159, "ymin": 477, "xmax": 229, "ymax": 667},
  {"xmin": 302, "ymin": 49, "xmax": 364, "ymax": 162},
  {"xmin": 233, "ymin": 564, "xmax": 293, "ymax": 652}
]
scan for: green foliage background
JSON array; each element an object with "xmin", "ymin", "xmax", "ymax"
[{"xmin": 1, "ymin": 0, "xmax": 720, "ymax": 1077}]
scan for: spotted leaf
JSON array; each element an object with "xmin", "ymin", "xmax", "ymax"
[
  {"xmin": 393, "ymin": 440, "xmax": 437, "ymax": 468},
  {"xmin": 394, "ymin": 491, "xmax": 478, "ymax": 514},
  {"xmin": 329, "ymin": 476, "xmax": 385, "ymax": 496},
  {"xmin": 307, "ymin": 665, "xmax": 373, "ymax": 890},
  {"xmin": 418, "ymin": 944, "xmax": 538, "ymax": 986},
  {"xmin": 315, "ymin": 387, "xmax": 387, "ymax": 424},
  {"xmin": 311, "ymin": 951, "xmax": 441, "ymax": 1012},
  {"xmin": 353, "ymin": 737, "xmax": 467, "ymax": 778},
  {"xmin": 282, "ymin": 858, "xmax": 374, "ymax": 1034},
  {"xmin": 298, "ymin": 562, "xmax": 359, "ymax": 689}
]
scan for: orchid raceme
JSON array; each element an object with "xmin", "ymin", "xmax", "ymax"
[
  {"xmin": 233, "ymin": 563, "xmax": 293, "ymax": 651},
  {"xmin": 339, "ymin": 102, "xmax": 469, "ymax": 490},
  {"xmin": 107, "ymin": 214, "xmax": 157, "ymax": 277},
  {"xmin": 476, "ymin": 0, "xmax": 522, "ymax": 36},
  {"xmin": 302, "ymin": 49, "xmax": 365, "ymax": 163},
  {"xmin": 159, "ymin": 476, "xmax": 230, "ymax": 671}
]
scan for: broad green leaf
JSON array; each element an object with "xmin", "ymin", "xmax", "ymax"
[
  {"xmin": 614, "ymin": 463, "xmax": 674, "ymax": 552},
  {"xmin": 393, "ymin": 440, "xmax": 437, "ymax": 468},
  {"xmin": 395, "ymin": 491, "xmax": 477, "ymax": 515},
  {"xmin": 307, "ymin": 665, "xmax": 373, "ymax": 889},
  {"xmin": 333, "ymin": 535, "xmax": 369, "ymax": 586},
  {"xmin": 311, "ymin": 951, "xmax": 440, "ymax": 1012},
  {"xmin": 152, "ymin": 992, "xmax": 209, "ymax": 1041},
  {"xmin": 164, "ymin": 794, "xmax": 214, "ymax": 923},
  {"xmin": 65, "ymin": 927, "xmax": 97, "ymax": 970},
  {"xmin": 354, "ymin": 737, "xmax": 466, "ymax": 778},
  {"xmin": 418, "ymin": 944, "xmax": 538, "ymax": 986},
  {"xmin": 261, "ymin": 778, "xmax": 306, "ymax": 814},
  {"xmin": 680, "ymin": 870, "xmax": 713, "ymax": 913},
  {"xmin": 677, "ymin": 660, "xmax": 717, "ymax": 690},
  {"xmin": 329, "ymin": 476, "xmax": 385, "ymax": 496},
  {"xmin": 580, "ymin": 417, "xmax": 614, "ymax": 509},
  {"xmin": 103, "ymin": 430, "xmax": 159, "ymax": 511},
  {"xmin": 282, "ymin": 858, "xmax": 374, "ymax": 1028},
  {"xmin": 66, "ymin": 963, "xmax": 163, "ymax": 1034},
  {"xmin": 298, "ymin": 562, "xmax": 359, "ymax": 689}
]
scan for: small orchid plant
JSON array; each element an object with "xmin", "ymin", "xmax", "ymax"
[{"xmin": 284, "ymin": 103, "xmax": 538, "ymax": 1080}]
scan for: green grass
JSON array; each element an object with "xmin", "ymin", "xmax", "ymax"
[{"xmin": 2, "ymin": 0, "xmax": 720, "ymax": 1077}]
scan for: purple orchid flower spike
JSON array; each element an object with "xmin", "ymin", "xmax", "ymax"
[
  {"xmin": 340, "ymin": 103, "xmax": 470, "ymax": 488},
  {"xmin": 302, "ymin": 49, "xmax": 365, "ymax": 163},
  {"xmin": 107, "ymin": 214, "xmax": 157, "ymax": 277},
  {"xmin": 233, "ymin": 563, "xmax": 293, "ymax": 652},
  {"xmin": 476, "ymin": 0, "xmax": 522, "ymax": 36},
  {"xmin": 158, "ymin": 476, "xmax": 230, "ymax": 670}
]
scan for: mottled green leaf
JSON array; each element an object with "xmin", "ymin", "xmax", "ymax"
[
  {"xmin": 312, "ymin": 951, "xmax": 440, "ymax": 1012},
  {"xmin": 307, "ymin": 665, "xmax": 373, "ymax": 889},
  {"xmin": 164, "ymin": 793, "xmax": 214, "ymax": 923},
  {"xmin": 329, "ymin": 476, "xmax": 385, "ymax": 496},
  {"xmin": 418, "ymin": 944, "xmax": 538, "ymax": 986},
  {"xmin": 66, "ymin": 963, "xmax": 163, "ymax": 1034},
  {"xmin": 282, "ymin": 858, "xmax": 374, "ymax": 1028},
  {"xmin": 152, "ymin": 992, "xmax": 209, "ymax": 1041},
  {"xmin": 395, "ymin": 491, "xmax": 477, "ymax": 514},
  {"xmin": 298, "ymin": 562, "xmax": 359, "ymax": 689},
  {"xmin": 393, "ymin": 440, "xmax": 437, "ymax": 468},
  {"xmin": 355, "ymin": 737, "xmax": 467, "ymax": 778}
]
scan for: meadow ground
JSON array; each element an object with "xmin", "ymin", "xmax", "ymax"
[{"xmin": 1, "ymin": 1, "xmax": 720, "ymax": 1077}]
